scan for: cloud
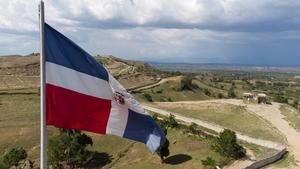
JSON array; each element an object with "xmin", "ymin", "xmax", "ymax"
[
  {"xmin": 1, "ymin": 0, "xmax": 300, "ymax": 31},
  {"xmin": 0, "ymin": 32, "xmax": 38, "ymax": 55},
  {"xmin": 0, "ymin": 0, "xmax": 300, "ymax": 65}
]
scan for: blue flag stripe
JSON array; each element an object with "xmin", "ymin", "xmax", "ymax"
[
  {"xmin": 123, "ymin": 109, "xmax": 165, "ymax": 153},
  {"xmin": 45, "ymin": 23, "xmax": 109, "ymax": 81}
]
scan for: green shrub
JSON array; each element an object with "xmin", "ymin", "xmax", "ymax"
[
  {"xmin": 48, "ymin": 129, "xmax": 93, "ymax": 169},
  {"xmin": 0, "ymin": 160, "xmax": 8, "ymax": 169},
  {"xmin": 217, "ymin": 93, "xmax": 224, "ymax": 99},
  {"xmin": 188, "ymin": 123, "xmax": 198, "ymax": 134},
  {"xmin": 3, "ymin": 147, "xmax": 27, "ymax": 168},
  {"xmin": 178, "ymin": 75, "xmax": 197, "ymax": 91},
  {"xmin": 213, "ymin": 129, "xmax": 245, "ymax": 159},
  {"xmin": 165, "ymin": 114, "xmax": 178, "ymax": 128},
  {"xmin": 201, "ymin": 157, "xmax": 216, "ymax": 168},
  {"xmin": 227, "ymin": 87, "xmax": 236, "ymax": 98},
  {"xmin": 292, "ymin": 100, "xmax": 299, "ymax": 109},
  {"xmin": 143, "ymin": 93, "xmax": 153, "ymax": 102},
  {"xmin": 204, "ymin": 88, "xmax": 211, "ymax": 96},
  {"xmin": 273, "ymin": 95, "xmax": 288, "ymax": 104}
]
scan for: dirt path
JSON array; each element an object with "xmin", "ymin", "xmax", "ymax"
[
  {"xmin": 131, "ymin": 76, "xmax": 182, "ymax": 91},
  {"xmin": 155, "ymin": 99, "xmax": 300, "ymax": 168},
  {"xmin": 143, "ymin": 104, "xmax": 284, "ymax": 150},
  {"xmin": 246, "ymin": 103, "xmax": 300, "ymax": 168}
]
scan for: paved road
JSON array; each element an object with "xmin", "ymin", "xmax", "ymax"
[{"xmin": 143, "ymin": 104, "xmax": 285, "ymax": 151}]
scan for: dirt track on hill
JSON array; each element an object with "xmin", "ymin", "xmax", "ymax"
[
  {"xmin": 145, "ymin": 99, "xmax": 300, "ymax": 168},
  {"xmin": 142, "ymin": 103, "xmax": 284, "ymax": 150},
  {"xmin": 131, "ymin": 76, "xmax": 182, "ymax": 91}
]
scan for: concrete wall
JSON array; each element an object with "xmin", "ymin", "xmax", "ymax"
[{"xmin": 245, "ymin": 148, "xmax": 287, "ymax": 169}]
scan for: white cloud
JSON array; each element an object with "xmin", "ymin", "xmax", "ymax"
[
  {"xmin": 1, "ymin": 0, "xmax": 300, "ymax": 32},
  {"xmin": 0, "ymin": 0, "xmax": 299, "ymax": 65}
]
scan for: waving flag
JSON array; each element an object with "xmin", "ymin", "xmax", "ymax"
[{"xmin": 44, "ymin": 23, "xmax": 165, "ymax": 153}]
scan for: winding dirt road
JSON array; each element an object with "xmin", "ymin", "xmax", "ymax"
[
  {"xmin": 142, "ymin": 104, "xmax": 284, "ymax": 150},
  {"xmin": 144, "ymin": 99, "xmax": 300, "ymax": 168}
]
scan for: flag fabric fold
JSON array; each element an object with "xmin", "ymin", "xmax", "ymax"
[{"xmin": 45, "ymin": 23, "xmax": 165, "ymax": 153}]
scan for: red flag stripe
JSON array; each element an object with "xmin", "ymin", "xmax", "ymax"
[{"xmin": 46, "ymin": 84, "xmax": 111, "ymax": 134}]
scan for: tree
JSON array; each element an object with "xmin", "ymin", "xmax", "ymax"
[
  {"xmin": 217, "ymin": 93, "xmax": 224, "ymax": 99},
  {"xmin": 0, "ymin": 162, "xmax": 7, "ymax": 169},
  {"xmin": 203, "ymin": 88, "xmax": 211, "ymax": 96},
  {"xmin": 163, "ymin": 114, "xmax": 178, "ymax": 128},
  {"xmin": 48, "ymin": 129, "xmax": 93, "ymax": 169},
  {"xmin": 3, "ymin": 147, "xmax": 27, "ymax": 168},
  {"xmin": 188, "ymin": 123, "xmax": 199, "ymax": 134},
  {"xmin": 201, "ymin": 157, "xmax": 216, "ymax": 168},
  {"xmin": 143, "ymin": 93, "xmax": 153, "ymax": 102},
  {"xmin": 227, "ymin": 87, "xmax": 236, "ymax": 98},
  {"xmin": 178, "ymin": 75, "xmax": 197, "ymax": 91},
  {"xmin": 273, "ymin": 95, "xmax": 288, "ymax": 104},
  {"xmin": 213, "ymin": 129, "xmax": 245, "ymax": 159},
  {"xmin": 293, "ymin": 100, "xmax": 299, "ymax": 109}
]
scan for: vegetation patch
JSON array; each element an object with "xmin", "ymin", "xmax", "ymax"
[
  {"xmin": 279, "ymin": 104, "xmax": 300, "ymax": 131},
  {"xmin": 153, "ymin": 102, "xmax": 285, "ymax": 142}
]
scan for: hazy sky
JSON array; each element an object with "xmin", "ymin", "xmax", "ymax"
[{"xmin": 0, "ymin": 0, "xmax": 300, "ymax": 66}]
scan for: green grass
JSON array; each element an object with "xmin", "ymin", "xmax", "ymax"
[
  {"xmin": 154, "ymin": 102, "xmax": 285, "ymax": 143},
  {"xmin": 193, "ymin": 79, "xmax": 227, "ymax": 96},
  {"xmin": 241, "ymin": 142, "xmax": 278, "ymax": 160},
  {"xmin": 133, "ymin": 80, "xmax": 211, "ymax": 102},
  {"xmin": 0, "ymin": 88, "xmax": 233, "ymax": 169},
  {"xmin": 279, "ymin": 104, "xmax": 300, "ymax": 131},
  {"xmin": 107, "ymin": 128, "xmax": 231, "ymax": 169},
  {"xmin": 0, "ymin": 88, "xmax": 40, "ymax": 158}
]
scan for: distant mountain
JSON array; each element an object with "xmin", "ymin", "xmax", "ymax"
[{"xmin": 149, "ymin": 62, "xmax": 300, "ymax": 73}]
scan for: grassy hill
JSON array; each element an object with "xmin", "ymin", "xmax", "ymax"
[
  {"xmin": 0, "ymin": 54, "xmax": 161, "ymax": 90},
  {"xmin": 0, "ymin": 54, "xmax": 294, "ymax": 168},
  {"xmin": 0, "ymin": 88, "xmax": 233, "ymax": 168}
]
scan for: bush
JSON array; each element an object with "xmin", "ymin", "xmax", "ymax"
[
  {"xmin": 213, "ymin": 129, "xmax": 245, "ymax": 159},
  {"xmin": 273, "ymin": 95, "xmax": 288, "ymax": 104},
  {"xmin": 3, "ymin": 147, "xmax": 27, "ymax": 168},
  {"xmin": 292, "ymin": 100, "xmax": 299, "ymax": 109},
  {"xmin": 165, "ymin": 114, "xmax": 178, "ymax": 128},
  {"xmin": 217, "ymin": 93, "xmax": 224, "ymax": 99},
  {"xmin": 188, "ymin": 123, "xmax": 198, "ymax": 134},
  {"xmin": 143, "ymin": 93, "xmax": 153, "ymax": 102},
  {"xmin": 178, "ymin": 75, "xmax": 197, "ymax": 91},
  {"xmin": 48, "ymin": 129, "xmax": 93, "ymax": 169},
  {"xmin": 203, "ymin": 88, "xmax": 211, "ymax": 96},
  {"xmin": 255, "ymin": 81, "xmax": 266, "ymax": 89},
  {"xmin": 0, "ymin": 163, "xmax": 7, "ymax": 169},
  {"xmin": 201, "ymin": 157, "xmax": 216, "ymax": 168},
  {"xmin": 227, "ymin": 87, "xmax": 236, "ymax": 98}
]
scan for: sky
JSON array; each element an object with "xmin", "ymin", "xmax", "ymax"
[{"xmin": 0, "ymin": 0, "xmax": 300, "ymax": 66}]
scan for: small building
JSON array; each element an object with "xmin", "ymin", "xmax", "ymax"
[
  {"xmin": 257, "ymin": 93, "xmax": 267, "ymax": 104},
  {"xmin": 243, "ymin": 92, "xmax": 268, "ymax": 104}
]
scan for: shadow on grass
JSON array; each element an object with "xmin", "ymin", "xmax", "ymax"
[
  {"xmin": 164, "ymin": 154, "xmax": 192, "ymax": 165},
  {"xmin": 84, "ymin": 152, "xmax": 113, "ymax": 168}
]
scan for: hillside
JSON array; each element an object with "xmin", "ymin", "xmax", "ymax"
[
  {"xmin": 1, "ymin": 54, "xmax": 299, "ymax": 168},
  {"xmin": 0, "ymin": 54, "xmax": 160, "ymax": 89}
]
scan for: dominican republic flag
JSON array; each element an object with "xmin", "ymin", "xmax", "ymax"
[{"xmin": 44, "ymin": 23, "xmax": 165, "ymax": 153}]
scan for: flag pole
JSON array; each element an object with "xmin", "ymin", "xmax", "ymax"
[{"xmin": 39, "ymin": 1, "xmax": 47, "ymax": 169}]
